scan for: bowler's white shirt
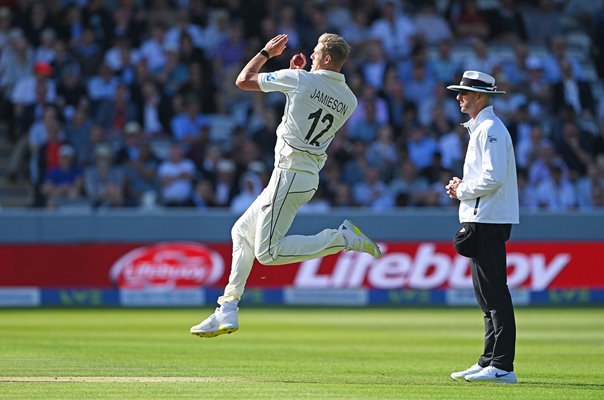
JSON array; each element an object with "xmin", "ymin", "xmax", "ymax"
[
  {"xmin": 258, "ymin": 69, "xmax": 357, "ymax": 174},
  {"xmin": 456, "ymin": 106, "xmax": 519, "ymax": 224}
]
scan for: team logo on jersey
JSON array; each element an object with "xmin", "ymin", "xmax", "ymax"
[
  {"xmin": 266, "ymin": 73, "xmax": 277, "ymax": 82},
  {"xmin": 488, "ymin": 136, "xmax": 498, "ymax": 143}
]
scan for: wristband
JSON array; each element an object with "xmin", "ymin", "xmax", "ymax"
[{"xmin": 260, "ymin": 49, "xmax": 270, "ymax": 59}]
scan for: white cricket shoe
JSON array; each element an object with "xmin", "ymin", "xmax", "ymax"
[
  {"xmin": 190, "ymin": 306, "xmax": 239, "ymax": 338},
  {"xmin": 464, "ymin": 366, "xmax": 517, "ymax": 384},
  {"xmin": 339, "ymin": 219, "xmax": 382, "ymax": 258},
  {"xmin": 450, "ymin": 363, "xmax": 484, "ymax": 381}
]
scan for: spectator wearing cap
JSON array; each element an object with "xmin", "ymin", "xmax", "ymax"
[
  {"xmin": 213, "ymin": 159, "xmax": 238, "ymax": 207},
  {"xmin": 522, "ymin": 55, "xmax": 550, "ymax": 118},
  {"xmin": 95, "ymin": 82, "xmax": 138, "ymax": 142},
  {"xmin": 11, "ymin": 61, "xmax": 57, "ymax": 114},
  {"xmin": 84, "ymin": 144, "xmax": 126, "ymax": 209},
  {"xmin": 157, "ymin": 143, "xmax": 196, "ymax": 207},
  {"xmin": 123, "ymin": 140, "xmax": 159, "ymax": 207},
  {"xmin": 230, "ymin": 170, "xmax": 264, "ymax": 214},
  {"xmin": 41, "ymin": 144, "xmax": 84, "ymax": 209},
  {"xmin": 115, "ymin": 121, "xmax": 144, "ymax": 165}
]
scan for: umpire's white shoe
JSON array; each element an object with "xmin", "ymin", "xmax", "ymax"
[
  {"xmin": 339, "ymin": 219, "xmax": 382, "ymax": 258},
  {"xmin": 450, "ymin": 363, "xmax": 484, "ymax": 381},
  {"xmin": 190, "ymin": 306, "xmax": 239, "ymax": 338},
  {"xmin": 464, "ymin": 366, "xmax": 517, "ymax": 384}
]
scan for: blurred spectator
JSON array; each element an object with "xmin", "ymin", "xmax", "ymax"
[
  {"xmin": 83, "ymin": 0, "xmax": 113, "ymax": 49},
  {"xmin": 542, "ymin": 35, "xmax": 583, "ymax": 84},
  {"xmin": 555, "ymin": 120, "xmax": 594, "ymax": 179},
  {"xmin": 390, "ymin": 159, "xmax": 431, "ymax": 207},
  {"xmin": 413, "ymin": 1, "xmax": 452, "ymax": 46},
  {"xmin": 65, "ymin": 105, "xmax": 94, "ymax": 168},
  {"xmin": 98, "ymin": 83, "xmax": 138, "ymax": 144},
  {"xmin": 87, "ymin": 63, "xmax": 118, "ymax": 113},
  {"xmin": 165, "ymin": 8, "xmax": 205, "ymax": 51},
  {"xmin": 347, "ymin": 101, "xmax": 382, "ymax": 143},
  {"xmin": 576, "ymin": 163, "xmax": 604, "ymax": 210},
  {"xmin": 521, "ymin": 0, "xmax": 562, "ymax": 45},
  {"xmin": 552, "ymin": 59, "xmax": 595, "ymax": 117},
  {"xmin": 406, "ymin": 125, "xmax": 439, "ymax": 170},
  {"xmin": 340, "ymin": 8, "xmax": 371, "ymax": 48},
  {"xmin": 516, "ymin": 122, "xmax": 544, "ymax": 170},
  {"xmin": 31, "ymin": 112, "xmax": 68, "ymax": 206},
  {"xmin": 490, "ymin": 77, "xmax": 526, "ymax": 124},
  {"xmin": 501, "ymin": 43, "xmax": 530, "ymax": 86},
  {"xmin": 73, "ymin": 28, "xmax": 103, "ymax": 79},
  {"xmin": 213, "ymin": 159, "xmax": 238, "ymax": 207},
  {"xmin": 490, "ymin": 0, "xmax": 527, "ymax": 44},
  {"xmin": 137, "ymin": 79, "xmax": 172, "ymax": 137},
  {"xmin": 517, "ymin": 168, "xmax": 539, "ymax": 211},
  {"xmin": 383, "ymin": 68, "xmax": 417, "ymax": 130},
  {"xmin": 369, "ymin": 0, "xmax": 416, "ymax": 61},
  {"xmin": 438, "ymin": 123, "xmax": 466, "ymax": 176},
  {"xmin": 170, "ymin": 93, "xmax": 209, "ymax": 148},
  {"xmin": 352, "ymin": 166, "xmax": 393, "ymax": 209},
  {"xmin": 192, "ymin": 178, "xmax": 217, "ymax": 209},
  {"xmin": 535, "ymin": 165, "xmax": 577, "ymax": 210},
  {"xmin": 58, "ymin": 5, "xmax": 84, "ymax": 46},
  {"xmin": 230, "ymin": 171, "xmax": 264, "ymax": 214},
  {"xmin": 155, "ymin": 43, "xmax": 189, "ymax": 96},
  {"xmin": 104, "ymin": 38, "xmax": 139, "ymax": 85},
  {"xmin": 11, "ymin": 61, "xmax": 57, "ymax": 129},
  {"xmin": 463, "ymin": 38, "xmax": 499, "ymax": 75},
  {"xmin": 366, "ymin": 124, "xmax": 399, "ymax": 179},
  {"xmin": 83, "ymin": 144, "xmax": 126, "ymax": 209},
  {"xmin": 34, "ymin": 28, "xmax": 57, "ymax": 64},
  {"xmin": 123, "ymin": 140, "xmax": 159, "ymax": 207},
  {"xmin": 139, "ymin": 21, "xmax": 168, "ymax": 73},
  {"xmin": 41, "ymin": 144, "xmax": 84, "ymax": 209},
  {"xmin": 522, "ymin": 56, "xmax": 550, "ymax": 118},
  {"xmin": 56, "ymin": 64, "xmax": 87, "ymax": 119},
  {"xmin": 418, "ymin": 84, "xmax": 459, "ymax": 128},
  {"xmin": 212, "ymin": 20, "xmax": 247, "ymax": 83},
  {"xmin": 452, "ymin": 0, "xmax": 490, "ymax": 41},
  {"xmin": 158, "ymin": 143, "xmax": 196, "ymax": 207},
  {"xmin": 360, "ymin": 42, "xmax": 392, "ymax": 91},
  {"xmin": 0, "ymin": 7, "xmax": 12, "ymax": 52},
  {"xmin": 431, "ymin": 40, "xmax": 462, "ymax": 83},
  {"xmin": 528, "ymin": 139, "xmax": 569, "ymax": 186}
]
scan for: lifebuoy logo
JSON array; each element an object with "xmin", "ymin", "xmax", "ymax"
[
  {"xmin": 110, "ymin": 242, "xmax": 224, "ymax": 289},
  {"xmin": 294, "ymin": 243, "xmax": 571, "ymax": 290}
]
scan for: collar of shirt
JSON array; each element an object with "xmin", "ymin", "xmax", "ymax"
[
  {"xmin": 462, "ymin": 105, "xmax": 495, "ymax": 133},
  {"xmin": 312, "ymin": 69, "xmax": 345, "ymax": 82}
]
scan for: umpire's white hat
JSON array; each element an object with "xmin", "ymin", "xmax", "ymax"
[{"xmin": 447, "ymin": 70, "xmax": 506, "ymax": 95}]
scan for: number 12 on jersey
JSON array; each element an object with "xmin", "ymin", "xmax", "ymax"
[{"xmin": 305, "ymin": 108, "xmax": 334, "ymax": 146}]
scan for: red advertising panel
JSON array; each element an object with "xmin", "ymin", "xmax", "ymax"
[{"xmin": 0, "ymin": 242, "xmax": 602, "ymax": 290}]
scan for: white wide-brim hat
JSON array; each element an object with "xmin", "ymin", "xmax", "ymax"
[{"xmin": 446, "ymin": 70, "xmax": 506, "ymax": 94}]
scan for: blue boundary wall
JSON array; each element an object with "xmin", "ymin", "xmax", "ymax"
[
  {"xmin": 1, "ymin": 209, "xmax": 604, "ymax": 307},
  {"xmin": 1, "ymin": 209, "xmax": 604, "ymax": 243}
]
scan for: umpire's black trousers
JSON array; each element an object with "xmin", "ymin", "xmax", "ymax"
[{"xmin": 470, "ymin": 223, "xmax": 515, "ymax": 372}]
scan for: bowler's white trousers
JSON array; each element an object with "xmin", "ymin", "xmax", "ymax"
[{"xmin": 218, "ymin": 167, "xmax": 347, "ymax": 304}]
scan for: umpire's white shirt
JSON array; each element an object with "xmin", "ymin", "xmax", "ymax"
[
  {"xmin": 456, "ymin": 106, "xmax": 519, "ymax": 224},
  {"xmin": 258, "ymin": 69, "xmax": 357, "ymax": 174}
]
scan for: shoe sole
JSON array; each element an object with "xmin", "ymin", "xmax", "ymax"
[
  {"xmin": 464, "ymin": 378, "xmax": 517, "ymax": 384},
  {"xmin": 344, "ymin": 220, "xmax": 382, "ymax": 258},
  {"xmin": 191, "ymin": 327, "xmax": 239, "ymax": 338}
]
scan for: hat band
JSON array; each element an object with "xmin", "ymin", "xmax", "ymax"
[{"xmin": 460, "ymin": 77, "xmax": 498, "ymax": 91}]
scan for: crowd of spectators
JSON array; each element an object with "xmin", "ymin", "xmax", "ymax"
[{"xmin": 1, "ymin": 0, "xmax": 603, "ymax": 212}]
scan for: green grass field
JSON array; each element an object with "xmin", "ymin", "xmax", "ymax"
[{"xmin": 1, "ymin": 307, "xmax": 603, "ymax": 399}]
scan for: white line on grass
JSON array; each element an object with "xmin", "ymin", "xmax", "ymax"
[{"xmin": 0, "ymin": 377, "xmax": 240, "ymax": 383}]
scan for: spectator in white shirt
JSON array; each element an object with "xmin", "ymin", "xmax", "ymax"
[
  {"xmin": 369, "ymin": 0, "xmax": 416, "ymax": 61},
  {"xmin": 158, "ymin": 143, "xmax": 196, "ymax": 207}
]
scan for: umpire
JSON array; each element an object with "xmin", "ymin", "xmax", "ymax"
[{"xmin": 445, "ymin": 71, "xmax": 519, "ymax": 384}]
